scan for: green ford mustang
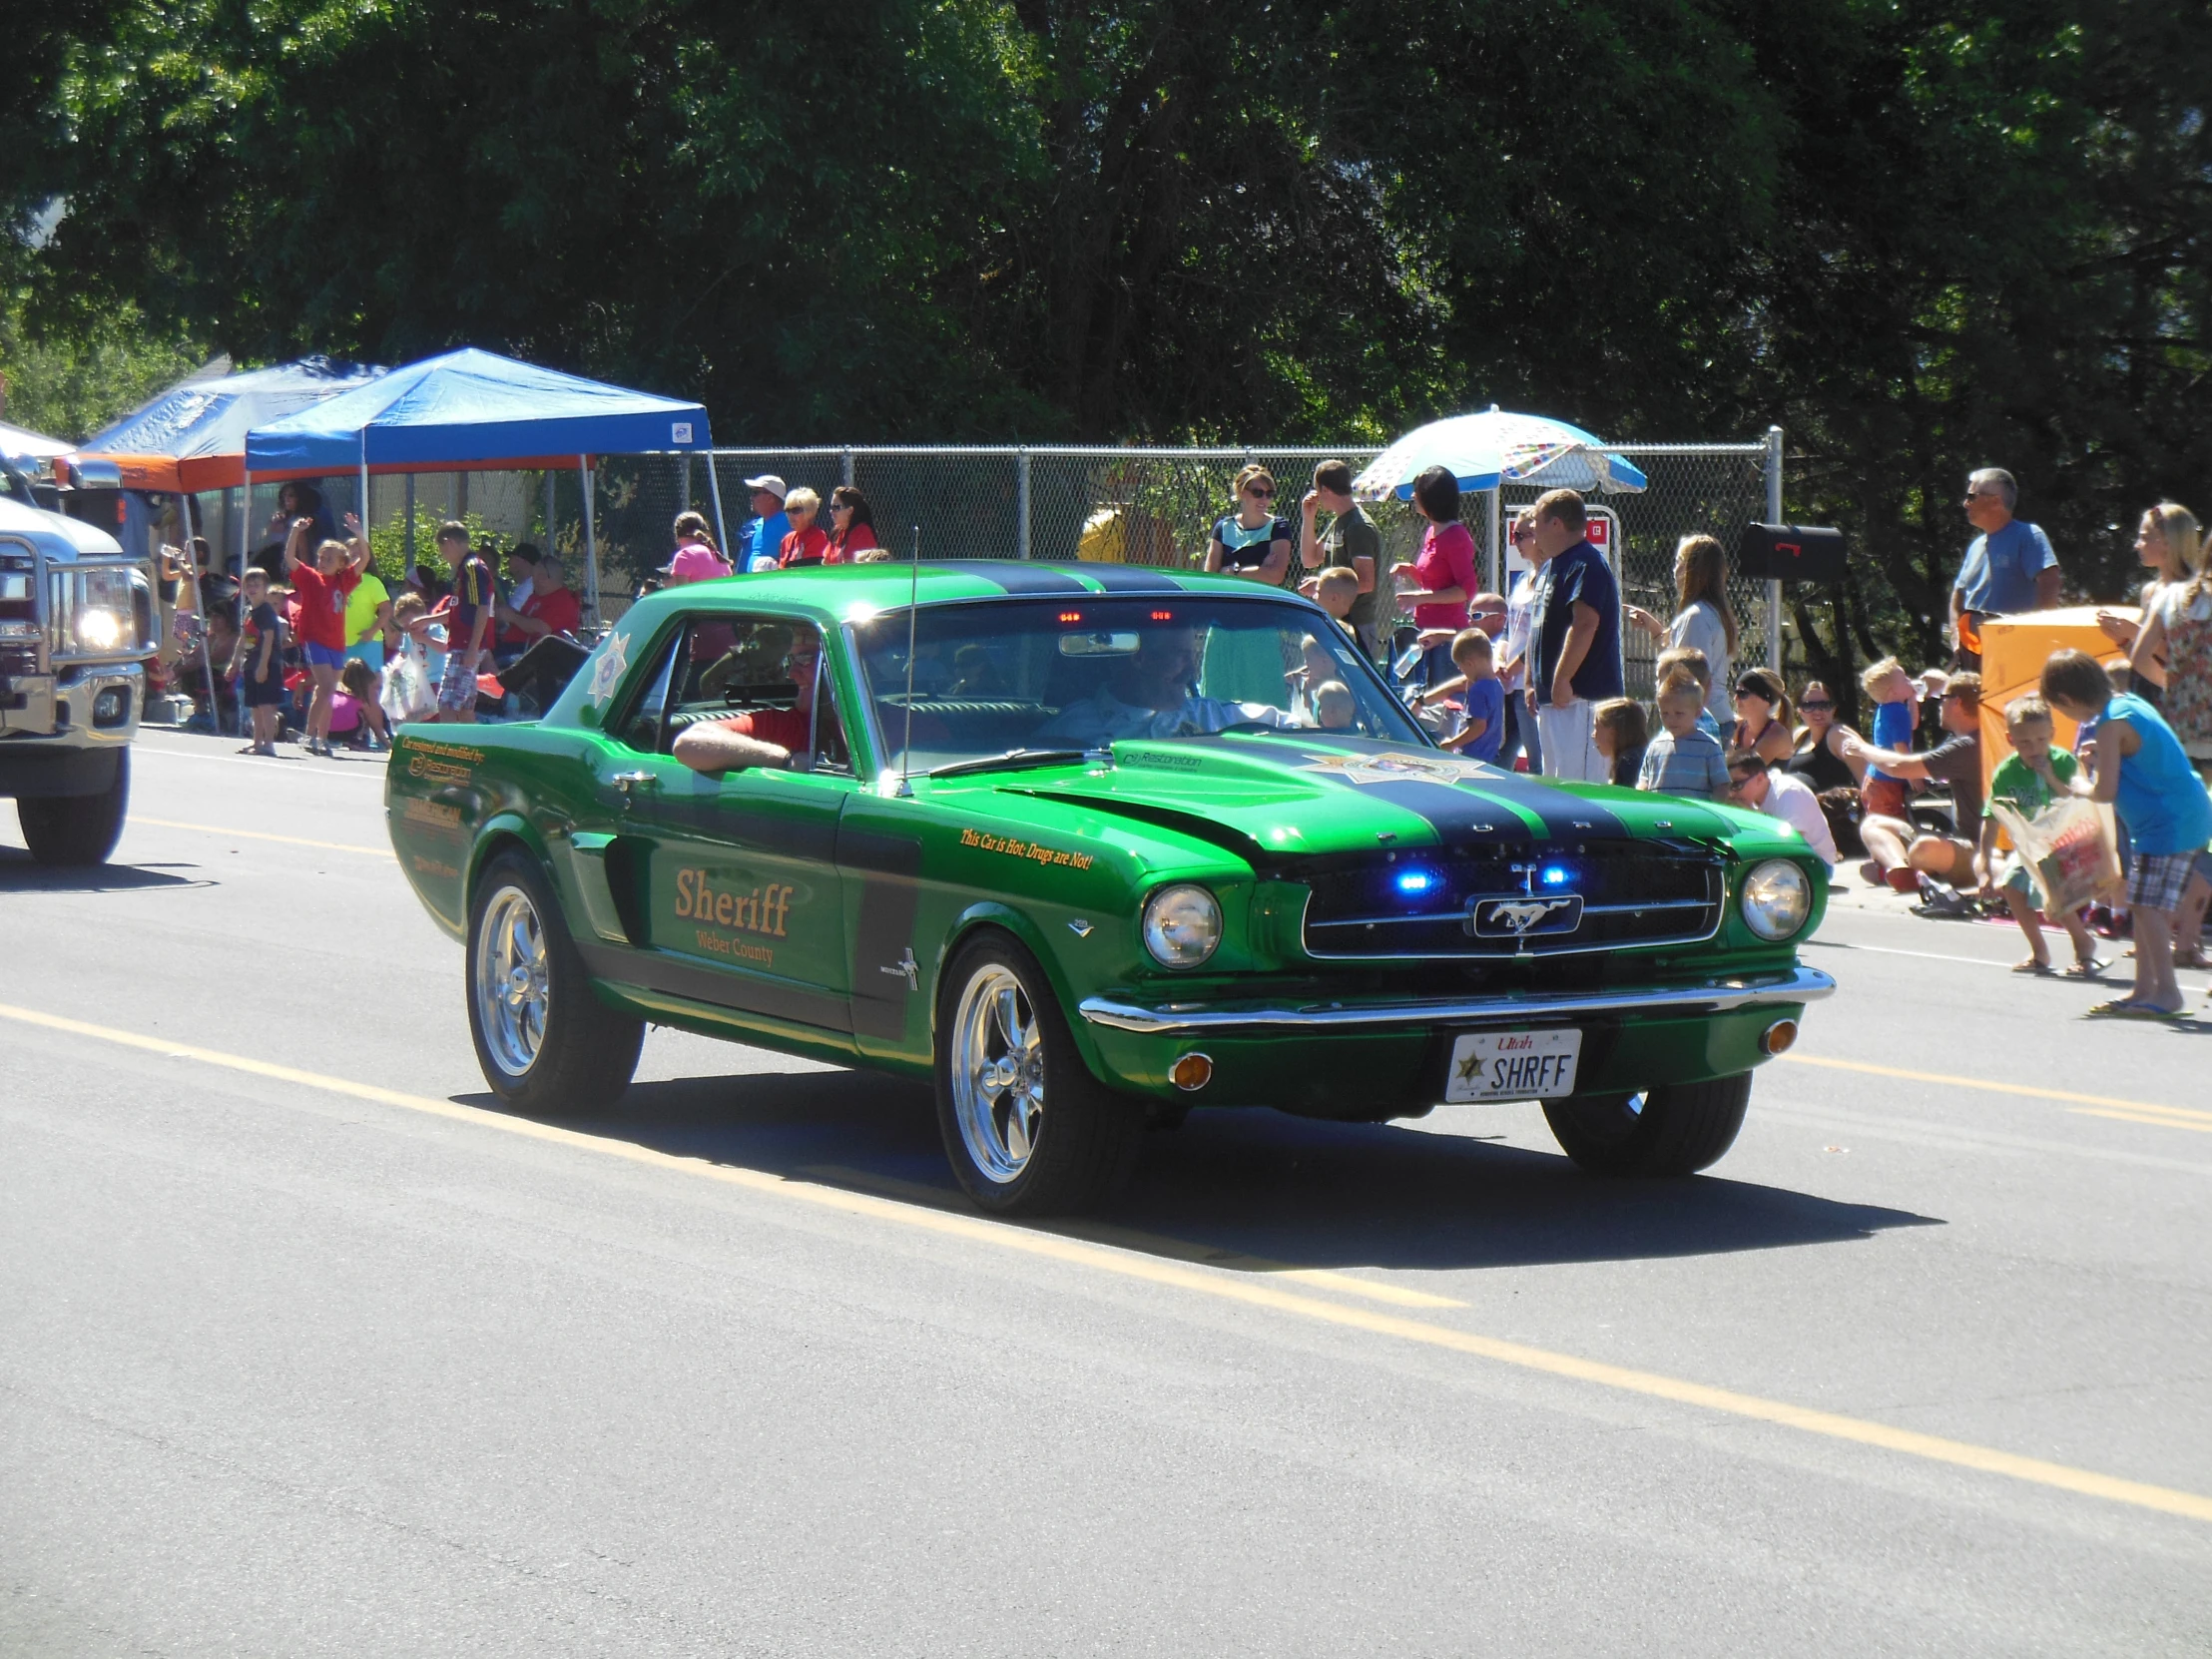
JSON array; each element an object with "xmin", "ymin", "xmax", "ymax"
[{"xmin": 388, "ymin": 562, "xmax": 1833, "ymax": 1214}]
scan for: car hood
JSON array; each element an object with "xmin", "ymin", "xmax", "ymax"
[{"xmin": 945, "ymin": 734, "xmax": 1746, "ymax": 861}]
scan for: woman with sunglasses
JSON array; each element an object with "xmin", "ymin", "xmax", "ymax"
[
  {"xmin": 825, "ymin": 485, "xmax": 880, "ymax": 563},
  {"xmin": 1206, "ymin": 465, "xmax": 1294, "ymax": 586},
  {"xmin": 1624, "ymin": 533, "xmax": 1739, "ymax": 730},
  {"xmin": 1783, "ymin": 679, "xmax": 1864, "ymax": 794},
  {"xmin": 1729, "ymin": 666, "xmax": 1796, "ymax": 766}
]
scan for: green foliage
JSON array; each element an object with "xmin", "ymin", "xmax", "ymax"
[
  {"xmin": 363, "ymin": 506, "xmax": 495, "ymax": 587},
  {"xmin": 0, "ymin": 292, "xmax": 211, "ymax": 443},
  {"xmin": 5, "ymin": 0, "xmax": 2209, "ymax": 682}
]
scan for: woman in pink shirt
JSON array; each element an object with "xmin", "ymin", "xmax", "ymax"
[{"xmin": 1390, "ymin": 466, "xmax": 1478, "ymax": 687}]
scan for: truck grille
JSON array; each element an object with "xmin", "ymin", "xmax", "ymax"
[
  {"xmin": 1301, "ymin": 841, "xmax": 1725, "ymax": 959},
  {"xmin": 0, "ymin": 641, "xmax": 37, "ymax": 679}
]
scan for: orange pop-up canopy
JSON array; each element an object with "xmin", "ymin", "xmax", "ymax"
[{"xmin": 71, "ymin": 357, "xmax": 385, "ymax": 492}]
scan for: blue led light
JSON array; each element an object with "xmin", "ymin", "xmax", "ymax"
[
  {"xmin": 1395, "ymin": 869, "xmax": 1437, "ymax": 895},
  {"xmin": 1540, "ymin": 865, "xmax": 1570, "ymax": 886}
]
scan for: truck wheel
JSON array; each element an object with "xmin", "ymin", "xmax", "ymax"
[
  {"xmin": 934, "ymin": 930, "xmax": 1144, "ymax": 1216},
  {"xmin": 17, "ymin": 751, "xmax": 130, "ymax": 866},
  {"xmin": 466, "ymin": 847, "xmax": 643, "ymax": 1117},
  {"xmin": 1541, "ymin": 1072, "xmax": 1753, "ymax": 1177}
]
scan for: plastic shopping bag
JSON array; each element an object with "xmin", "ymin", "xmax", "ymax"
[
  {"xmin": 1988, "ymin": 796, "xmax": 2124, "ymax": 915},
  {"xmin": 381, "ymin": 651, "xmax": 436, "ymax": 724}
]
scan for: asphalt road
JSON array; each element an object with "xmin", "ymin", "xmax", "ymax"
[{"xmin": 5, "ymin": 728, "xmax": 2210, "ymax": 1656}]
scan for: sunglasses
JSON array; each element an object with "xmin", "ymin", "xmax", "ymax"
[
  {"xmin": 1734, "ymin": 685, "xmax": 1769, "ymax": 700},
  {"xmin": 1727, "ymin": 773, "xmax": 1760, "ymax": 790},
  {"xmin": 1510, "ymin": 528, "xmax": 1535, "ymax": 542},
  {"xmin": 1800, "ymin": 698, "xmax": 1835, "ymax": 711}
]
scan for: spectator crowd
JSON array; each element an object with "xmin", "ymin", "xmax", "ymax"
[{"xmin": 144, "ymin": 459, "xmax": 2212, "ymax": 1015}]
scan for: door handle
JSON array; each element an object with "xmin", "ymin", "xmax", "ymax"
[{"xmin": 611, "ymin": 771, "xmax": 658, "ymax": 795}]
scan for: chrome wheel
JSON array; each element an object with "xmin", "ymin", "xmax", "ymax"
[
  {"xmin": 474, "ymin": 884, "xmax": 549, "ymax": 1079},
  {"xmin": 949, "ymin": 963, "xmax": 1046, "ymax": 1184}
]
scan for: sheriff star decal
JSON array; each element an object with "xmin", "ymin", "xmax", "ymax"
[
  {"xmin": 1299, "ymin": 751, "xmax": 1493, "ymax": 787},
  {"xmin": 585, "ymin": 630, "xmax": 630, "ymax": 705}
]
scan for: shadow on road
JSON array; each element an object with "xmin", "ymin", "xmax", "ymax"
[
  {"xmin": 0, "ymin": 849, "xmax": 215, "ymax": 893},
  {"xmin": 459, "ymin": 1068, "xmax": 1941, "ymax": 1277}
]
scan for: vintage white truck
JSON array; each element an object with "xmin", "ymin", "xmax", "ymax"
[{"xmin": 0, "ymin": 467, "xmax": 159, "ymax": 864}]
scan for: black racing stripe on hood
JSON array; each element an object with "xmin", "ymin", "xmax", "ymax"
[
  {"xmin": 1271, "ymin": 733, "xmax": 1632, "ymax": 841},
  {"xmin": 1010, "ymin": 788, "xmax": 1272, "ymax": 866},
  {"xmin": 1076, "ymin": 564, "xmax": 1184, "ymax": 594},
  {"xmin": 975, "ymin": 564, "xmax": 1089, "ymax": 596}
]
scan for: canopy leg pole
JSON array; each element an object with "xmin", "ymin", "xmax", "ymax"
[
  {"xmin": 543, "ymin": 470, "xmax": 555, "ymax": 556},
  {"xmin": 404, "ymin": 474, "xmax": 417, "ymax": 581},
  {"xmin": 1487, "ymin": 487, "xmax": 1501, "ymax": 594},
  {"xmin": 358, "ymin": 445, "xmax": 371, "ymax": 558},
  {"xmin": 580, "ymin": 457, "xmax": 599, "ymax": 625},
  {"xmin": 704, "ymin": 450, "xmax": 729, "ymax": 557},
  {"xmin": 238, "ymin": 468, "xmax": 252, "ymax": 739}
]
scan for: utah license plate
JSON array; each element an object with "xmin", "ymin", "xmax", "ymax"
[{"xmin": 1444, "ymin": 1029, "xmax": 1583, "ymax": 1103}]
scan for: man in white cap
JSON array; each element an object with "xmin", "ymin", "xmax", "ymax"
[{"xmin": 742, "ymin": 475, "xmax": 791, "ymax": 573}]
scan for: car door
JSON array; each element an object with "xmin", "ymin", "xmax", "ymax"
[{"xmin": 593, "ymin": 612, "xmax": 856, "ymax": 1034}]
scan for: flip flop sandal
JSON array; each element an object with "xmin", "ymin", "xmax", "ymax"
[
  {"xmin": 2086, "ymin": 1000, "xmax": 2184, "ymax": 1020},
  {"xmin": 2012, "ymin": 957, "xmax": 2053, "ymax": 974},
  {"xmin": 2063, "ymin": 958, "xmax": 2107, "ymax": 979}
]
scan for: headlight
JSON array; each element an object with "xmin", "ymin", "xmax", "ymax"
[
  {"xmin": 1141, "ymin": 883, "xmax": 1222, "ymax": 968},
  {"xmin": 1740, "ymin": 859, "xmax": 1813, "ymax": 941},
  {"xmin": 74, "ymin": 608, "xmax": 124, "ymax": 651}
]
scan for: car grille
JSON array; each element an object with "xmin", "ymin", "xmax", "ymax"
[{"xmin": 1301, "ymin": 840, "xmax": 1726, "ymax": 958}]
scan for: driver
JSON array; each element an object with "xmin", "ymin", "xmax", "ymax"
[
  {"xmin": 673, "ymin": 634, "xmax": 832, "ymax": 774},
  {"xmin": 1039, "ymin": 624, "xmax": 1296, "ymax": 745}
]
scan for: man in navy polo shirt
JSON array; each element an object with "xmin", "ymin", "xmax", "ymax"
[
  {"xmin": 1950, "ymin": 468, "xmax": 2062, "ymax": 666},
  {"xmin": 1529, "ymin": 487, "xmax": 1623, "ymax": 783}
]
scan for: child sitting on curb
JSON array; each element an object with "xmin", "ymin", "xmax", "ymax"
[
  {"xmin": 1637, "ymin": 669, "xmax": 1732, "ymax": 799},
  {"xmin": 1592, "ymin": 697, "xmax": 1649, "ymax": 790}
]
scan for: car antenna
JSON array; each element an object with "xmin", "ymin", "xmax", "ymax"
[{"xmin": 897, "ymin": 524, "xmax": 919, "ymax": 797}]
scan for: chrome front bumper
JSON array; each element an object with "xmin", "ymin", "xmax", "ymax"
[{"xmin": 1078, "ymin": 964, "xmax": 1836, "ymax": 1036}]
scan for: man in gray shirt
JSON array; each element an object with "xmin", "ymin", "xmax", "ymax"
[{"xmin": 1299, "ymin": 459, "xmax": 1382, "ymax": 662}]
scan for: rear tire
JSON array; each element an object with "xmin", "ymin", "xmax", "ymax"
[
  {"xmin": 1541, "ymin": 1072, "xmax": 1752, "ymax": 1176},
  {"xmin": 933, "ymin": 930, "xmax": 1143, "ymax": 1216},
  {"xmin": 17, "ymin": 751, "xmax": 130, "ymax": 866},
  {"xmin": 466, "ymin": 847, "xmax": 643, "ymax": 1117}
]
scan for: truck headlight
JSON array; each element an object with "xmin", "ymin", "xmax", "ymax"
[
  {"xmin": 1142, "ymin": 883, "xmax": 1222, "ymax": 968},
  {"xmin": 74, "ymin": 608, "xmax": 125, "ymax": 652},
  {"xmin": 1740, "ymin": 859, "xmax": 1813, "ymax": 940}
]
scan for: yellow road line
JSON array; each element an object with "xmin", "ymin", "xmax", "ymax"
[
  {"xmin": 2072, "ymin": 1108, "xmax": 2212, "ymax": 1136},
  {"xmin": 132, "ymin": 818, "xmax": 395, "ymax": 859},
  {"xmin": 1782, "ymin": 1053, "xmax": 2203, "ymax": 1119},
  {"xmin": 805, "ymin": 1164, "xmax": 1467, "ymax": 1310},
  {"xmin": 5, "ymin": 996, "xmax": 2209, "ymax": 1528}
]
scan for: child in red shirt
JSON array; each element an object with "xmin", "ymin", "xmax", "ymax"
[{"xmin": 284, "ymin": 513, "xmax": 369, "ymax": 757}]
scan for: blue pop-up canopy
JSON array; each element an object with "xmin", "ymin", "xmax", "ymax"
[
  {"xmin": 243, "ymin": 346, "xmax": 712, "ymax": 477},
  {"xmin": 245, "ymin": 347, "xmax": 720, "ymax": 617}
]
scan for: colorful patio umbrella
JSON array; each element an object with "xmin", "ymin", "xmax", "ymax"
[{"xmin": 1352, "ymin": 407, "xmax": 1648, "ymax": 501}]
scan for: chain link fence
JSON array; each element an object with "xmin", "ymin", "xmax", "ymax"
[{"xmin": 575, "ymin": 440, "xmax": 1781, "ymax": 697}]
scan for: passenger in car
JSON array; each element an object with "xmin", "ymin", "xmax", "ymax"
[{"xmin": 674, "ymin": 634, "xmax": 833, "ymax": 774}]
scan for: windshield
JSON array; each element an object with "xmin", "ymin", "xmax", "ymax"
[{"xmin": 851, "ymin": 595, "xmax": 1424, "ymax": 772}]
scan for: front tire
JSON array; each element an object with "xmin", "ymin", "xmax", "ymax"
[
  {"xmin": 1541, "ymin": 1072, "xmax": 1753, "ymax": 1176},
  {"xmin": 933, "ymin": 931, "xmax": 1143, "ymax": 1216},
  {"xmin": 17, "ymin": 751, "xmax": 130, "ymax": 866},
  {"xmin": 466, "ymin": 847, "xmax": 643, "ymax": 1116}
]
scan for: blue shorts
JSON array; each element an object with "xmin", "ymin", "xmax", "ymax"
[
  {"xmin": 302, "ymin": 640, "xmax": 347, "ymax": 670},
  {"xmin": 343, "ymin": 639, "xmax": 385, "ymax": 671}
]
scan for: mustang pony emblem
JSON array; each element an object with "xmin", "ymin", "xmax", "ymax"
[
  {"xmin": 1468, "ymin": 894, "xmax": 1584, "ymax": 938},
  {"xmin": 1486, "ymin": 898, "xmax": 1572, "ymax": 932}
]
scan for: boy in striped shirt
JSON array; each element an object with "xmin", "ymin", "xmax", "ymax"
[{"xmin": 1637, "ymin": 669, "xmax": 1731, "ymax": 800}]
